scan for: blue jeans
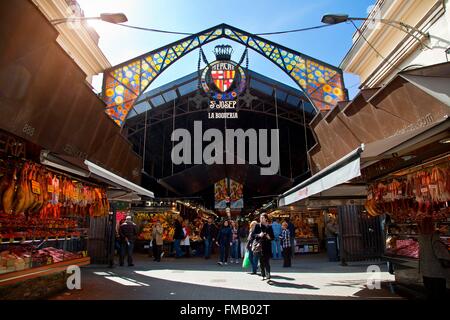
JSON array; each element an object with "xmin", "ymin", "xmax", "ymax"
[
  {"xmin": 248, "ymin": 249, "xmax": 259, "ymax": 274},
  {"xmin": 174, "ymin": 239, "xmax": 183, "ymax": 257},
  {"xmin": 119, "ymin": 241, "xmax": 134, "ymax": 266},
  {"xmin": 220, "ymin": 243, "xmax": 230, "ymax": 263},
  {"xmin": 204, "ymin": 238, "xmax": 213, "ymax": 258},
  {"xmin": 271, "ymin": 239, "xmax": 282, "ymax": 259},
  {"xmin": 231, "ymin": 241, "xmax": 239, "ymax": 259}
]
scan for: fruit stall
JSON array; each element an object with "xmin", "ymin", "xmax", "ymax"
[
  {"xmin": 130, "ymin": 200, "xmax": 216, "ymax": 255},
  {"xmin": 269, "ymin": 209, "xmax": 324, "ymax": 254}
]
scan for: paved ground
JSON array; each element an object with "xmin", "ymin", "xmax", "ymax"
[{"xmin": 52, "ymin": 253, "xmax": 403, "ymax": 300}]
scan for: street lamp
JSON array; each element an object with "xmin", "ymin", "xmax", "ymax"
[
  {"xmin": 321, "ymin": 14, "xmax": 430, "ymax": 49},
  {"xmin": 50, "ymin": 13, "xmax": 128, "ymax": 26}
]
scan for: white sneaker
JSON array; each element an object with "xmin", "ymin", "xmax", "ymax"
[
  {"xmin": 230, "ymin": 259, "xmax": 234, "ymax": 263},
  {"xmin": 160, "ymin": 252, "xmax": 164, "ymax": 258},
  {"xmin": 217, "ymin": 261, "xmax": 223, "ymax": 266},
  {"xmin": 224, "ymin": 262, "xmax": 228, "ymax": 265},
  {"xmin": 236, "ymin": 260, "xmax": 239, "ymax": 264}
]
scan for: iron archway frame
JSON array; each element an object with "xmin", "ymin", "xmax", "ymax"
[{"xmin": 102, "ymin": 23, "xmax": 348, "ymax": 126}]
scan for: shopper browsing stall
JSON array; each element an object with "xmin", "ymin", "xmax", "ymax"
[
  {"xmin": 280, "ymin": 221, "xmax": 292, "ymax": 267},
  {"xmin": 417, "ymin": 213, "xmax": 450, "ymax": 300},
  {"xmin": 271, "ymin": 218, "xmax": 282, "ymax": 260},
  {"xmin": 152, "ymin": 221, "xmax": 164, "ymax": 262},
  {"xmin": 173, "ymin": 216, "xmax": 184, "ymax": 258}
]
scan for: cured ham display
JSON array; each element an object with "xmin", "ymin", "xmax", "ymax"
[
  {"xmin": 365, "ymin": 163, "xmax": 450, "ymax": 222},
  {"xmin": 0, "ymin": 160, "xmax": 109, "ymax": 218}
]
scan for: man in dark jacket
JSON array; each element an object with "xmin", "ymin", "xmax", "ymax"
[
  {"xmin": 201, "ymin": 217, "xmax": 217, "ymax": 259},
  {"xmin": 173, "ymin": 216, "xmax": 185, "ymax": 258},
  {"xmin": 119, "ymin": 216, "xmax": 138, "ymax": 267}
]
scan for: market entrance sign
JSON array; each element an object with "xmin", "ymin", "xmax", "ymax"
[{"xmin": 201, "ymin": 45, "xmax": 247, "ymax": 119}]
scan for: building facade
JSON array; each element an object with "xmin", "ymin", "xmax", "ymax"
[
  {"xmin": 32, "ymin": 0, "xmax": 111, "ymax": 85},
  {"xmin": 341, "ymin": 0, "xmax": 450, "ymax": 89}
]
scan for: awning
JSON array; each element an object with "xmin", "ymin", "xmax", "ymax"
[
  {"xmin": 278, "ymin": 144, "xmax": 364, "ymax": 207},
  {"xmin": 84, "ymin": 160, "xmax": 154, "ymax": 198},
  {"xmin": 40, "ymin": 151, "xmax": 154, "ymax": 198},
  {"xmin": 361, "ymin": 116, "xmax": 449, "ymax": 168}
]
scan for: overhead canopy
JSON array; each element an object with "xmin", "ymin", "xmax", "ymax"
[
  {"xmin": 84, "ymin": 160, "xmax": 154, "ymax": 198},
  {"xmin": 361, "ymin": 116, "xmax": 450, "ymax": 167},
  {"xmin": 278, "ymin": 145, "xmax": 364, "ymax": 207},
  {"xmin": 40, "ymin": 151, "xmax": 154, "ymax": 198}
]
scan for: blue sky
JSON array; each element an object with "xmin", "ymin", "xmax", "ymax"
[{"xmin": 78, "ymin": 0, "xmax": 376, "ymax": 99}]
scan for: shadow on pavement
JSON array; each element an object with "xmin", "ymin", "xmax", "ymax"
[
  {"xmin": 268, "ymin": 275, "xmax": 296, "ymax": 281},
  {"xmin": 267, "ymin": 280, "xmax": 319, "ymax": 290}
]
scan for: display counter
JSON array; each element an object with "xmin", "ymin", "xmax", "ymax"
[{"xmin": 294, "ymin": 237, "xmax": 320, "ymax": 254}]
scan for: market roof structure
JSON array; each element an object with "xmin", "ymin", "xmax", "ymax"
[{"xmin": 102, "ymin": 23, "xmax": 348, "ymax": 126}]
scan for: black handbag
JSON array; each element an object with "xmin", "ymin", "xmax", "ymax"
[{"xmin": 251, "ymin": 239, "xmax": 262, "ymax": 253}]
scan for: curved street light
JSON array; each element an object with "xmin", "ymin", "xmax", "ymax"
[
  {"xmin": 321, "ymin": 14, "xmax": 430, "ymax": 49},
  {"xmin": 50, "ymin": 13, "xmax": 128, "ymax": 26}
]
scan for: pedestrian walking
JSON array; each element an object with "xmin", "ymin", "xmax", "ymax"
[
  {"xmin": 173, "ymin": 216, "xmax": 185, "ymax": 258},
  {"xmin": 238, "ymin": 222, "xmax": 249, "ymax": 260},
  {"xmin": 201, "ymin": 217, "xmax": 218, "ymax": 259},
  {"xmin": 152, "ymin": 221, "xmax": 164, "ymax": 262},
  {"xmin": 216, "ymin": 220, "xmax": 232, "ymax": 265},
  {"xmin": 271, "ymin": 218, "xmax": 282, "ymax": 259},
  {"xmin": 280, "ymin": 221, "xmax": 292, "ymax": 267},
  {"xmin": 252, "ymin": 213, "xmax": 274, "ymax": 280},
  {"xmin": 119, "ymin": 216, "xmax": 138, "ymax": 267},
  {"xmin": 247, "ymin": 220, "xmax": 259, "ymax": 275},
  {"xmin": 230, "ymin": 220, "xmax": 239, "ymax": 264}
]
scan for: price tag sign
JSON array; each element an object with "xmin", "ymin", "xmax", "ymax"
[
  {"xmin": 421, "ymin": 187, "xmax": 428, "ymax": 194},
  {"xmin": 31, "ymin": 180, "xmax": 41, "ymax": 195},
  {"xmin": 47, "ymin": 185, "xmax": 54, "ymax": 193}
]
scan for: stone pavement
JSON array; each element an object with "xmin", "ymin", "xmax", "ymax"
[{"xmin": 52, "ymin": 253, "xmax": 403, "ymax": 300}]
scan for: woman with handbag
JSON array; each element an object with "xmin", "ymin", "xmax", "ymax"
[
  {"xmin": 247, "ymin": 220, "xmax": 259, "ymax": 275},
  {"xmin": 251, "ymin": 213, "xmax": 274, "ymax": 280}
]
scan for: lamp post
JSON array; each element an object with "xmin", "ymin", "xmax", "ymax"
[
  {"xmin": 50, "ymin": 13, "xmax": 128, "ymax": 26},
  {"xmin": 321, "ymin": 14, "xmax": 430, "ymax": 49}
]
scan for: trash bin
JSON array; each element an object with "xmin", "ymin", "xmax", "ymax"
[{"xmin": 326, "ymin": 237, "xmax": 339, "ymax": 262}]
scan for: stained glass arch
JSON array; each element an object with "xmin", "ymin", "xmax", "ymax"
[{"xmin": 102, "ymin": 23, "xmax": 348, "ymax": 126}]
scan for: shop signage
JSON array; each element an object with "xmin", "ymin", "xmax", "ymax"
[
  {"xmin": 0, "ymin": 131, "xmax": 26, "ymax": 158},
  {"xmin": 201, "ymin": 45, "xmax": 247, "ymax": 120}
]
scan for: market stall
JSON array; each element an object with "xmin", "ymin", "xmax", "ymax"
[
  {"xmin": 0, "ymin": 157, "xmax": 109, "ymax": 283},
  {"xmin": 130, "ymin": 200, "xmax": 216, "ymax": 256},
  {"xmin": 365, "ymin": 158, "xmax": 450, "ymax": 287},
  {"xmin": 269, "ymin": 209, "xmax": 324, "ymax": 254}
]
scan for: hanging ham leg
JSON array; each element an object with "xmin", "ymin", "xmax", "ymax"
[{"xmin": 2, "ymin": 168, "xmax": 17, "ymax": 214}]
